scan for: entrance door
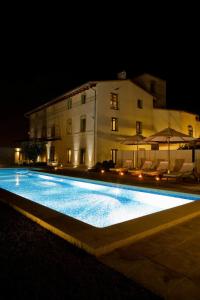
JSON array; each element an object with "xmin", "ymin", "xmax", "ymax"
[
  {"xmin": 80, "ymin": 148, "xmax": 86, "ymax": 165},
  {"xmin": 50, "ymin": 146, "xmax": 55, "ymax": 161}
]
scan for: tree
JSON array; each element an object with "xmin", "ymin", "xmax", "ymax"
[{"xmin": 21, "ymin": 141, "xmax": 46, "ymax": 164}]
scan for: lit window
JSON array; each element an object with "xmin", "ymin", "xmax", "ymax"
[
  {"xmin": 111, "ymin": 117, "xmax": 118, "ymax": 131},
  {"xmin": 111, "ymin": 149, "xmax": 118, "ymax": 164},
  {"xmin": 137, "ymin": 99, "xmax": 143, "ymax": 109},
  {"xmin": 80, "ymin": 116, "xmax": 86, "ymax": 132},
  {"xmin": 66, "ymin": 119, "xmax": 72, "ymax": 134},
  {"xmin": 81, "ymin": 94, "xmax": 86, "ymax": 104},
  {"xmin": 110, "ymin": 93, "xmax": 119, "ymax": 110},
  {"xmin": 188, "ymin": 125, "xmax": 193, "ymax": 137},
  {"xmin": 67, "ymin": 98, "xmax": 72, "ymax": 109},
  {"xmin": 136, "ymin": 121, "xmax": 142, "ymax": 134},
  {"xmin": 67, "ymin": 148, "xmax": 72, "ymax": 163}
]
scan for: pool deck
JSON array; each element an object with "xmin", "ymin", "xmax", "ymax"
[{"xmin": 2, "ymin": 167, "xmax": 200, "ymax": 299}]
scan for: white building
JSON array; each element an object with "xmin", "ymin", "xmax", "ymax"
[{"xmin": 25, "ymin": 73, "xmax": 200, "ymax": 168}]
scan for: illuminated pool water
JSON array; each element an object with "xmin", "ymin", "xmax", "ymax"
[{"xmin": 0, "ymin": 168, "xmax": 199, "ymax": 228}]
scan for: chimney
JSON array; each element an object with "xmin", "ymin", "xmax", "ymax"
[{"xmin": 117, "ymin": 70, "xmax": 127, "ymax": 80}]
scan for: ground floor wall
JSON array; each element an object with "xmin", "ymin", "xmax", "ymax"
[{"xmin": 116, "ymin": 149, "xmax": 200, "ymax": 172}]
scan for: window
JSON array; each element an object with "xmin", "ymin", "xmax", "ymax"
[
  {"xmin": 151, "ymin": 144, "xmax": 159, "ymax": 150},
  {"xmin": 150, "ymin": 80, "xmax": 156, "ymax": 94},
  {"xmin": 136, "ymin": 121, "xmax": 142, "ymax": 134},
  {"xmin": 50, "ymin": 146, "xmax": 55, "ymax": 161},
  {"xmin": 67, "ymin": 148, "xmax": 72, "ymax": 163},
  {"xmin": 80, "ymin": 148, "xmax": 86, "ymax": 164},
  {"xmin": 111, "ymin": 149, "xmax": 118, "ymax": 164},
  {"xmin": 153, "ymin": 98, "xmax": 157, "ymax": 108},
  {"xmin": 110, "ymin": 93, "xmax": 119, "ymax": 110},
  {"xmin": 137, "ymin": 99, "xmax": 143, "ymax": 109},
  {"xmin": 66, "ymin": 97, "xmax": 72, "ymax": 109},
  {"xmin": 41, "ymin": 126, "xmax": 46, "ymax": 138},
  {"xmin": 80, "ymin": 116, "xmax": 86, "ymax": 132},
  {"xmin": 81, "ymin": 94, "xmax": 86, "ymax": 104},
  {"xmin": 188, "ymin": 125, "xmax": 193, "ymax": 137},
  {"xmin": 111, "ymin": 117, "xmax": 118, "ymax": 131},
  {"xmin": 34, "ymin": 128, "xmax": 38, "ymax": 138},
  {"xmin": 51, "ymin": 124, "xmax": 56, "ymax": 137},
  {"xmin": 66, "ymin": 119, "xmax": 72, "ymax": 134}
]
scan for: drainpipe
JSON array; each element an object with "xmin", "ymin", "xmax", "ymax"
[{"xmin": 91, "ymin": 86, "xmax": 97, "ymax": 167}]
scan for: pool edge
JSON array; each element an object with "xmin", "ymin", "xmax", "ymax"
[{"xmin": 1, "ymin": 187, "xmax": 200, "ymax": 257}]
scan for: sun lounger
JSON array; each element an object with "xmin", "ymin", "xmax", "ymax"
[
  {"xmin": 109, "ymin": 159, "xmax": 133, "ymax": 174},
  {"xmin": 128, "ymin": 160, "xmax": 153, "ymax": 176},
  {"xmin": 142, "ymin": 161, "xmax": 169, "ymax": 177},
  {"xmin": 163, "ymin": 162, "xmax": 195, "ymax": 181}
]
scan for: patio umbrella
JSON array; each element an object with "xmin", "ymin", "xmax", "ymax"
[
  {"xmin": 121, "ymin": 134, "xmax": 146, "ymax": 168},
  {"xmin": 143, "ymin": 127, "xmax": 196, "ymax": 172}
]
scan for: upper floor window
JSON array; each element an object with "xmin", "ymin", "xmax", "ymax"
[
  {"xmin": 153, "ymin": 98, "xmax": 157, "ymax": 108},
  {"xmin": 66, "ymin": 119, "xmax": 72, "ymax": 134},
  {"xmin": 150, "ymin": 80, "xmax": 156, "ymax": 94},
  {"xmin": 34, "ymin": 128, "xmax": 38, "ymax": 138},
  {"xmin": 66, "ymin": 97, "xmax": 72, "ymax": 110},
  {"xmin": 51, "ymin": 124, "xmax": 56, "ymax": 137},
  {"xmin": 188, "ymin": 125, "xmax": 193, "ymax": 137},
  {"xmin": 80, "ymin": 116, "xmax": 86, "ymax": 132},
  {"xmin": 136, "ymin": 121, "xmax": 142, "ymax": 134},
  {"xmin": 41, "ymin": 126, "xmax": 46, "ymax": 138},
  {"xmin": 81, "ymin": 94, "xmax": 86, "ymax": 104},
  {"xmin": 137, "ymin": 99, "xmax": 143, "ymax": 109},
  {"xmin": 110, "ymin": 93, "xmax": 119, "ymax": 110},
  {"xmin": 111, "ymin": 117, "xmax": 118, "ymax": 131}
]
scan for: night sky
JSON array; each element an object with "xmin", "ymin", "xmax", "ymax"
[{"xmin": 0, "ymin": 9, "xmax": 199, "ymax": 146}]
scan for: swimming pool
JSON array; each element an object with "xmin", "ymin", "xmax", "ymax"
[{"xmin": 0, "ymin": 168, "xmax": 199, "ymax": 228}]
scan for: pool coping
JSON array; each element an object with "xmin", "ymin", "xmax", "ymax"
[{"xmin": 1, "ymin": 186, "xmax": 200, "ymax": 257}]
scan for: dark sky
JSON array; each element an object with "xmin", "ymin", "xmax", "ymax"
[{"xmin": 0, "ymin": 7, "xmax": 199, "ymax": 145}]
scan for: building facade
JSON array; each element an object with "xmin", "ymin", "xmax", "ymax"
[{"xmin": 25, "ymin": 74, "xmax": 200, "ymax": 168}]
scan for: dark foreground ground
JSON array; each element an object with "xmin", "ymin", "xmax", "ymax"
[{"xmin": 0, "ymin": 202, "xmax": 161, "ymax": 300}]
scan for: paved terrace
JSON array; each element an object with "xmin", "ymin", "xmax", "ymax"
[{"xmin": 41, "ymin": 167, "xmax": 200, "ymax": 299}]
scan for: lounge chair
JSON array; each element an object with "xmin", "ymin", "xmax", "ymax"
[
  {"xmin": 109, "ymin": 159, "xmax": 133, "ymax": 174},
  {"xmin": 163, "ymin": 162, "xmax": 195, "ymax": 181},
  {"xmin": 128, "ymin": 160, "xmax": 153, "ymax": 176},
  {"xmin": 142, "ymin": 161, "xmax": 169, "ymax": 177}
]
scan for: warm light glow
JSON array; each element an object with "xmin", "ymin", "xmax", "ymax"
[
  {"xmin": 119, "ymin": 171, "xmax": 124, "ymax": 176},
  {"xmin": 101, "ymin": 169, "xmax": 105, "ymax": 174},
  {"xmin": 15, "ymin": 148, "xmax": 21, "ymax": 152},
  {"xmin": 16, "ymin": 174, "xmax": 20, "ymax": 186},
  {"xmin": 155, "ymin": 176, "xmax": 160, "ymax": 181},
  {"xmin": 54, "ymin": 167, "xmax": 58, "ymax": 170},
  {"xmin": 138, "ymin": 174, "xmax": 143, "ymax": 179},
  {"xmin": 74, "ymin": 149, "xmax": 79, "ymax": 167}
]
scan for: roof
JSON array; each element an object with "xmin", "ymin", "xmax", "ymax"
[
  {"xmin": 25, "ymin": 81, "xmax": 97, "ymax": 117},
  {"xmin": 154, "ymin": 107, "xmax": 200, "ymax": 118},
  {"xmin": 25, "ymin": 77, "xmax": 157, "ymax": 117}
]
